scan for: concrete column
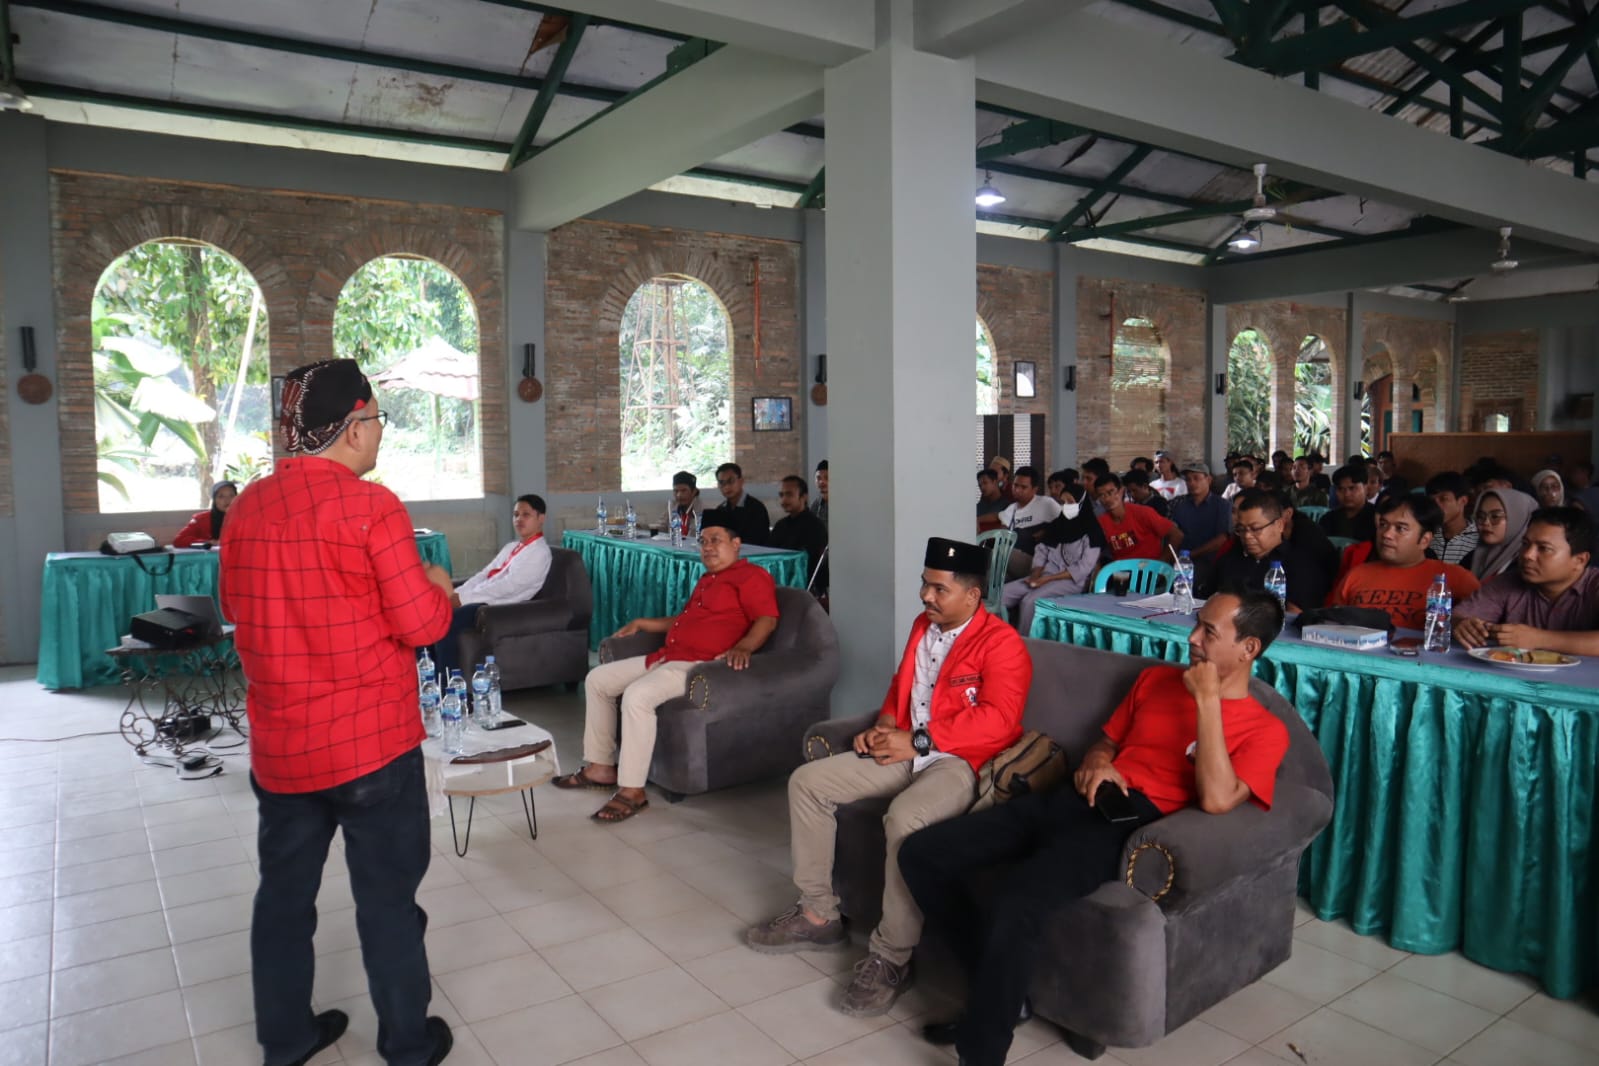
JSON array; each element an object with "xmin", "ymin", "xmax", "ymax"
[
  {"xmin": 1053, "ymin": 246, "xmax": 1078, "ymax": 469},
  {"xmin": 802, "ymin": 209, "xmax": 829, "ymax": 475},
  {"xmin": 505, "ymin": 229, "xmax": 547, "ymax": 544},
  {"xmin": 1206, "ymin": 303, "xmax": 1228, "ymax": 464},
  {"xmin": 0, "ymin": 114, "xmax": 67, "ymax": 664},
  {"xmin": 825, "ymin": 42, "xmax": 975, "ymax": 714},
  {"xmin": 1344, "ymin": 293, "xmax": 1365, "ymax": 457}
]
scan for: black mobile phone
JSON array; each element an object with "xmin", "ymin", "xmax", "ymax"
[
  {"xmin": 1094, "ymin": 781, "xmax": 1142, "ymax": 824},
  {"xmin": 482, "ymin": 718, "xmax": 528, "ymax": 731}
]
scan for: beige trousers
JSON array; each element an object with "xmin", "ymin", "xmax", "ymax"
[
  {"xmin": 582, "ymin": 655, "xmax": 697, "ymax": 788},
  {"xmin": 788, "ymin": 752, "xmax": 977, "ymax": 966}
]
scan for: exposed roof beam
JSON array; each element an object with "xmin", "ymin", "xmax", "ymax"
[
  {"xmin": 974, "ymin": 8, "xmax": 1599, "ymax": 251},
  {"xmin": 513, "ymin": 45, "xmax": 821, "ymax": 229},
  {"xmin": 1508, "ymin": 3, "xmax": 1599, "ymax": 146},
  {"xmin": 555, "ymin": 0, "xmax": 872, "ymax": 65},
  {"xmin": 797, "ymin": 166, "xmax": 825, "ymax": 209},
  {"xmin": 1046, "ymin": 145, "xmax": 1152, "ymax": 239},
  {"xmin": 474, "ymin": 0, "xmax": 691, "ymax": 40},
  {"xmin": 915, "ymin": 0, "xmax": 1091, "ymax": 56},
  {"xmin": 974, "ymin": 116, "xmax": 1091, "ymax": 164},
  {"xmin": 506, "ymin": 13, "xmax": 590, "ymax": 168},
  {"xmin": 1255, "ymin": 0, "xmax": 1540, "ymax": 76},
  {"xmin": 20, "ymin": 80, "xmax": 512, "ymax": 153}
]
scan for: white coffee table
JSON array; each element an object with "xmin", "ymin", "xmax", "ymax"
[{"xmin": 423, "ymin": 722, "xmax": 558, "ymax": 857}]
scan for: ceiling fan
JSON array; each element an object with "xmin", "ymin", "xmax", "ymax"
[
  {"xmin": 1490, "ymin": 226, "xmax": 1518, "ymax": 273},
  {"xmin": 1224, "ymin": 163, "xmax": 1325, "ymax": 253}
]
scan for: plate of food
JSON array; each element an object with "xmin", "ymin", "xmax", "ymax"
[{"xmin": 1467, "ymin": 647, "xmax": 1580, "ymax": 671}]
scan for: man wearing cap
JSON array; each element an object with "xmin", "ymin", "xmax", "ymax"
[
  {"xmin": 669, "ymin": 470, "xmax": 700, "ymax": 538},
  {"xmin": 1169, "ymin": 459, "xmax": 1233, "ymax": 563},
  {"xmin": 220, "ymin": 359, "xmax": 456, "ymax": 1066},
  {"xmin": 746, "ymin": 538, "xmax": 1031, "ymax": 1019},
  {"xmin": 554, "ymin": 512, "xmax": 780, "ymax": 821}
]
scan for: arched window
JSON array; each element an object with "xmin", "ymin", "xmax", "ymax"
[
  {"xmin": 1295, "ymin": 335, "xmax": 1333, "ymax": 456},
  {"xmin": 334, "ymin": 256, "xmax": 482, "ymax": 501},
  {"xmin": 976, "ymin": 317, "xmax": 998, "ymax": 415},
  {"xmin": 618, "ymin": 275, "xmax": 732, "ymax": 491},
  {"xmin": 1226, "ymin": 328, "xmax": 1271, "ymax": 458},
  {"xmin": 93, "ymin": 240, "xmax": 270, "ymax": 513},
  {"xmin": 1111, "ymin": 317, "xmax": 1168, "ymax": 464}
]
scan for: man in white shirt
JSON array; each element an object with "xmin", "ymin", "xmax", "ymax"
[
  {"xmin": 432, "ymin": 494, "xmax": 552, "ymax": 675},
  {"xmin": 997, "ymin": 466, "xmax": 1063, "ymax": 578},
  {"xmin": 1150, "ymin": 451, "xmax": 1189, "ymax": 502}
]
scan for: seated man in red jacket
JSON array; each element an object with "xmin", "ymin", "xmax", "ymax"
[{"xmin": 746, "ymin": 538, "xmax": 1031, "ymax": 1018}]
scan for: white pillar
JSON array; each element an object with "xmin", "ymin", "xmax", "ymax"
[{"xmin": 825, "ymin": 43, "xmax": 976, "ymax": 713}]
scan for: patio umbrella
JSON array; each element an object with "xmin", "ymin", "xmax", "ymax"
[{"xmin": 369, "ymin": 335, "xmax": 480, "ymax": 401}]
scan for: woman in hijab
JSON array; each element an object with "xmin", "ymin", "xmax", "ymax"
[
  {"xmin": 1532, "ymin": 469, "xmax": 1566, "ymax": 509},
  {"xmin": 1469, "ymin": 487, "xmax": 1538, "ymax": 582},
  {"xmin": 173, "ymin": 481, "xmax": 239, "ymax": 548},
  {"xmin": 1000, "ymin": 487, "xmax": 1106, "ymax": 634}
]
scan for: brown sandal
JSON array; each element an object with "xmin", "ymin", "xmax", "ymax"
[
  {"xmin": 592, "ymin": 792, "xmax": 649, "ymax": 823},
  {"xmin": 552, "ymin": 767, "xmax": 615, "ymax": 791}
]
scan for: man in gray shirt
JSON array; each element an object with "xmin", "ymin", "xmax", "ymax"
[{"xmin": 1453, "ymin": 506, "xmax": 1599, "ymax": 655}]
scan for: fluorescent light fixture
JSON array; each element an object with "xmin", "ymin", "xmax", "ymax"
[
  {"xmin": 974, "ymin": 172, "xmax": 1006, "ymax": 208},
  {"xmin": 0, "ymin": 78, "xmax": 32, "ymax": 112},
  {"xmin": 1226, "ymin": 226, "xmax": 1260, "ymax": 251}
]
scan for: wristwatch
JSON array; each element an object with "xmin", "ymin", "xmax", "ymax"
[{"xmin": 911, "ymin": 727, "xmax": 932, "ymax": 757}]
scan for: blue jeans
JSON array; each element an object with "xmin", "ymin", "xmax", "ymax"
[{"xmin": 251, "ymin": 747, "xmax": 434, "ymax": 1066}]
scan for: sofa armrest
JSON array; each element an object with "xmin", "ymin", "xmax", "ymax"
[
  {"xmin": 1119, "ymin": 781, "xmax": 1334, "ymax": 908},
  {"xmin": 675, "ymin": 651, "xmax": 838, "ymax": 719},
  {"xmin": 802, "ymin": 710, "xmax": 877, "ymax": 762},
  {"xmin": 599, "ymin": 631, "xmax": 667, "ymax": 663},
  {"xmin": 479, "ymin": 600, "xmax": 574, "ymax": 639}
]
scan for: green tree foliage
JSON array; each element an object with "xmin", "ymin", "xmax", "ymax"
[
  {"xmin": 1294, "ymin": 336, "xmax": 1333, "ymax": 457},
  {"xmin": 1227, "ymin": 329, "xmax": 1272, "ymax": 458},
  {"xmin": 93, "ymin": 241, "xmax": 269, "ymax": 510},
  {"xmin": 618, "ymin": 277, "xmax": 732, "ymax": 491},
  {"xmin": 334, "ymin": 257, "xmax": 482, "ymax": 500},
  {"xmin": 976, "ymin": 319, "xmax": 997, "ymax": 415}
]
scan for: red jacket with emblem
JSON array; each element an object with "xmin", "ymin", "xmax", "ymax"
[{"xmin": 878, "ymin": 604, "xmax": 1032, "ymax": 772}]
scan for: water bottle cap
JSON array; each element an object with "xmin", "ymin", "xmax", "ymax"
[{"xmin": 485, "ymin": 655, "xmax": 495, "ymax": 663}]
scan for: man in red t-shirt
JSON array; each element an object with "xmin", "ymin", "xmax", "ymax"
[
  {"xmin": 1095, "ymin": 472, "xmax": 1183, "ymax": 561},
  {"xmin": 554, "ymin": 512, "xmax": 780, "ymax": 821},
  {"xmin": 1328, "ymin": 493, "xmax": 1479, "ymax": 630},
  {"xmin": 220, "ymin": 360, "xmax": 456, "ymax": 1066},
  {"xmin": 900, "ymin": 590, "xmax": 1289, "ymax": 1066}
]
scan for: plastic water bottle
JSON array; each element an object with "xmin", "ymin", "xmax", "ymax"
[
  {"xmin": 417, "ymin": 646, "xmax": 436, "ymax": 690},
  {"xmin": 447, "ymin": 668, "xmax": 468, "ymax": 713},
  {"xmin": 1423, "ymin": 572, "xmax": 1453, "ymax": 653},
  {"xmin": 1264, "ymin": 561, "xmax": 1288, "ymax": 615},
  {"xmin": 484, "ymin": 656, "xmax": 502, "ymax": 718},
  {"xmin": 419, "ymin": 678, "xmax": 441, "ymax": 737},
  {"xmin": 595, "ymin": 495, "xmax": 608, "ymax": 534},
  {"xmin": 440, "ymin": 689, "xmax": 464, "ymax": 754},
  {"xmin": 692, "ymin": 509, "xmax": 702, "ymax": 540},
  {"xmin": 1171, "ymin": 550, "xmax": 1195, "ymax": 614},
  {"xmin": 470, "ymin": 664, "xmax": 492, "ymax": 727},
  {"xmin": 625, "ymin": 499, "xmax": 637, "ymax": 538},
  {"xmin": 667, "ymin": 503, "xmax": 680, "ymax": 547}
]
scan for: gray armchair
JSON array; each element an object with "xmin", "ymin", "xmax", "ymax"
[
  {"xmin": 598, "ymin": 586, "xmax": 839, "ymax": 800},
  {"xmin": 457, "ymin": 547, "xmax": 592, "ymax": 692},
  {"xmin": 803, "ymin": 640, "xmax": 1333, "ymax": 1058}
]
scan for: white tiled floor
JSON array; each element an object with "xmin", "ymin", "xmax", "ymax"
[{"xmin": 2, "ymin": 663, "xmax": 1595, "ymax": 1066}]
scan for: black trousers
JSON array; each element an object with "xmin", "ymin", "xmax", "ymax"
[{"xmin": 898, "ymin": 784, "xmax": 1162, "ymax": 1066}]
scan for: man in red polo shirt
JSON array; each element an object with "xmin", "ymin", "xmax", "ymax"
[
  {"xmin": 554, "ymin": 512, "xmax": 780, "ymax": 821},
  {"xmin": 901, "ymin": 590, "xmax": 1289, "ymax": 1066},
  {"xmin": 220, "ymin": 359, "xmax": 456, "ymax": 1066}
]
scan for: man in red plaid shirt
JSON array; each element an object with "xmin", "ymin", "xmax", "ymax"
[{"xmin": 221, "ymin": 359, "xmax": 456, "ymax": 1066}]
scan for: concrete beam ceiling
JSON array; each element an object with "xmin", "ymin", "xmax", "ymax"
[
  {"xmin": 512, "ymin": 45, "xmax": 823, "ymax": 230},
  {"xmin": 971, "ymin": 8, "xmax": 1599, "ymax": 253},
  {"xmin": 557, "ymin": 0, "xmax": 873, "ymax": 65},
  {"xmin": 914, "ymin": 0, "xmax": 1091, "ymax": 56}
]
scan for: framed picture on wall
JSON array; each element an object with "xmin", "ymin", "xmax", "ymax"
[
  {"xmin": 272, "ymin": 375, "xmax": 286, "ymax": 420},
  {"xmin": 752, "ymin": 396, "xmax": 793, "ymax": 432},
  {"xmin": 1015, "ymin": 361, "xmax": 1037, "ymax": 399}
]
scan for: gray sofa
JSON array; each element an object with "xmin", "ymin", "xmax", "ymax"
[
  {"xmin": 802, "ymin": 638, "xmax": 1333, "ymax": 1058},
  {"xmin": 599, "ymin": 586, "xmax": 839, "ymax": 799},
  {"xmin": 457, "ymin": 547, "xmax": 592, "ymax": 692}
]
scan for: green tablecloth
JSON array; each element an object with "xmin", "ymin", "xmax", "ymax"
[
  {"xmin": 1028, "ymin": 595, "xmax": 1599, "ymax": 998},
  {"xmin": 563, "ymin": 530, "xmax": 810, "ymax": 650},
  {"xmin": 38, "ymin": 532, "xmax": 450, "ymax": 691}
]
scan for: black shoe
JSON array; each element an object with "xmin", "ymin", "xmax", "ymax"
[
  {"xmin": 920, "ymin": 998, "xmax": 1033, "ymax": 1047},
  {"xmin": 425, "ymin": 1016, "xmax": 453, "ymax": 1066},
  {"xmin": 285, "ymin": 1010, "xmax": 348, "ymax": 1066}
]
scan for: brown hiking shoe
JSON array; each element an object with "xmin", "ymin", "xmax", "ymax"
[
  {"xmin": 746, "ymin": 904, "xmax": 847, "ymax": 954},
  {"xmin": 839, "ymin": 952, "xmax": 912, "ymax": 1017}
]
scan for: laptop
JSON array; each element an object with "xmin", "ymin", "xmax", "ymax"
[{"xmin": 154, "ymin": 594, "xmax": 225, "ymax": 639}]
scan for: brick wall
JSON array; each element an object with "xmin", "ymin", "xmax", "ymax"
[
  {"xmin": 978, "ymin": 263, "xmax": 1054, "ymax": 467},
  {"xmin": 1459, "ymin": 329, "xmax": 1539, "ymax": 430},
  {"xmin": 544, "ymin": 219, "xmax": 802, "ymax": 491},
  {"xmin": 1224, "ymin": 301, "xmax": 1348, "ymax": 454},
  {"xmin": 49, "ymin": 170, "xmax": 508, "ymax": 514},
  {"xmin": 1076, "ymin": 277, "xmax": 1207, "ymax": 464},
  {"xmin": 1361, "ymin": 311, "xmax": 1453, "ymax": 433}
]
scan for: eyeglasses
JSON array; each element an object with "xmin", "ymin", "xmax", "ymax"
[
  {"xmin": 1475, "ymin": 510, "xmax": 1507, "ymax": 526},
  {"xmin": 1233, "ymin": 519, "xmax": 1277, "ymax": 538},
  {"xmin": 352, "ymin": 411, "xmax": 388, "ymax": 427}
]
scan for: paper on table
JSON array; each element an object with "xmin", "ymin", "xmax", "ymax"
[{"xmin": 1120, "ymin": 593, "xmax": 1208, "ymax": 611}]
